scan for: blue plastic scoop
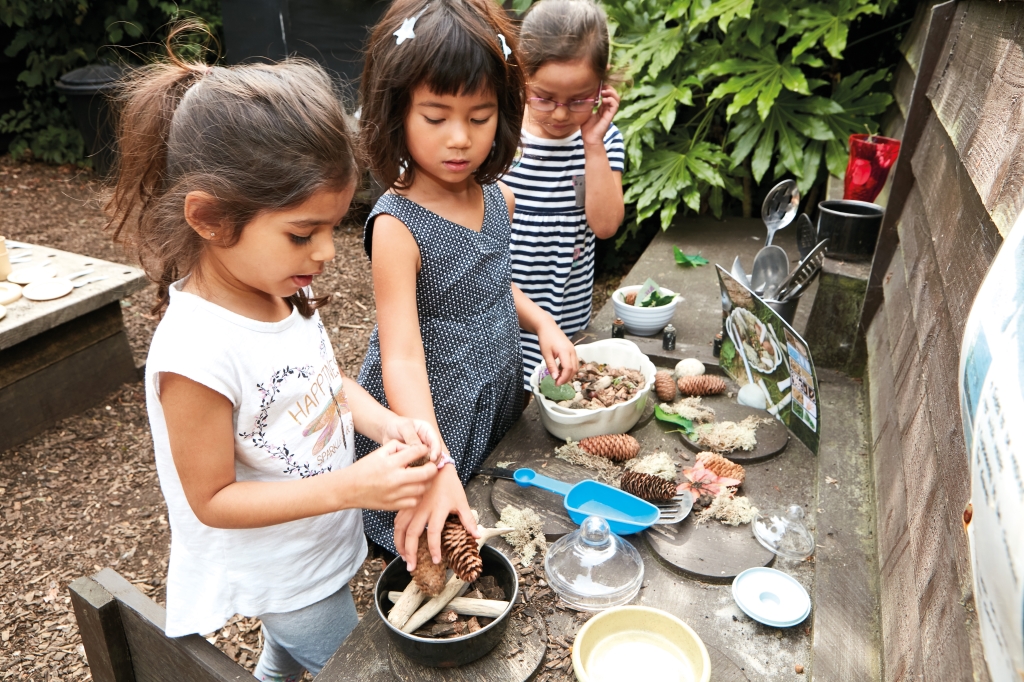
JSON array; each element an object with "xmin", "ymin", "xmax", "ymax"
[{"xmin": 485, "ymin": 467, "xmax": 660, "ymax": 535}]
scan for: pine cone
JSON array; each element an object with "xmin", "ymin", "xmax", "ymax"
[
  {"xmin": 410, "ymin": 534, "xmax": 447, "ymax": 596},
  {"xmin": 579, "ymin": 434, "xmax": 640, "ymax": 461},
  {"xmin": 654, "ymin": 371, "xmax": 677, "ymax": 401},
  {"xmin": 441, "ymin": 516, "xmax": 482, "ymax": 583},
  {"xmin": 697, "ymin": 451, "xmax": 745, "ymax": 484},
  {"xmin": 621, "ymin": 470, "xmax": 676, "ymax": 501},
  {"xmin": 624, "ymin": 291, "xmax": 637, "ymax": 305},
  {"xmin": 676, "ymin": 374, "xmax": 726, "ymax": 396}
]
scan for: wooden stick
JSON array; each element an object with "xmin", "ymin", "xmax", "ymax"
[
  {"xmin": 399, "ymin": 527, "xmax": 514, "ymax": 634},
  {"xmin": 387, "ymin": 581, "xmax": 425, "ymax": 628},
  {"xmin": 388, "ymin": 592, "xmax": 509, "ymax": 619}
]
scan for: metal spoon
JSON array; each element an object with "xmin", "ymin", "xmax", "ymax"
[
  {"xmin": 751, "ymin": 245, "xmax": 790, "ymax": 298},
  {"xmin": 731, "ymin": 256, "xmax": 750, "ymax": 286},
  {"xmin": 761, "ymin": 179, "xmax": 800, "ymax": 246}
]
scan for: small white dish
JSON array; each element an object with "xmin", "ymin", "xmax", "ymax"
[
  {"xmin": 22, "ymin": 277, "xmax": 73, "ymax": 301},
  {"xmin": 0, "ymin": 303, "xmax": 6, "ymax": 321},
  {"xmin": 8, "ymin": 265, "xmax": 54, "ymax": 285},
  {"xmin": 0, "ymin": 281, "xmax": 21, "ymax": 305},
  {"xmin": 611, "ymin": 285, "xmax": 679, "ymax": 336},
  {"xmin": 732, "ymin": 567, "xmax": 811, "ymax": 628}
]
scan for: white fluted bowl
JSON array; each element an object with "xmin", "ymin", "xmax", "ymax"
[
  {"xmin": 529, "ymin": 339, "xmax": 656, "ymax": 440},
  {"xmin": 611, "ymin": 285, "xmax": 679, "ymax": 336}
]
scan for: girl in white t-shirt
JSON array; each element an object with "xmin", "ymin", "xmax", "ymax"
[{"xmin": 106, "ymin": 36, "xmax": 443, "ymax": 681}]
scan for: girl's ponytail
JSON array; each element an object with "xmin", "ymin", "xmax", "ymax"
[{"xmin": 106, "ymin": 23, "xmax": 358, "ymax": 317}]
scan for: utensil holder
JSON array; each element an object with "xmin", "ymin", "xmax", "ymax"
[{"xmin": 764, "ymin": 297, "xmax": 799, "ymax": 326}]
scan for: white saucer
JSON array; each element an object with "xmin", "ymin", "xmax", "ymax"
[
  {"xmin": 8, "ymin": 266, "xmax": 55, "ymax": 285},
  {"xmin": 0, "ymin": 281, "xmax": 21, "ymax": 305},
  {"xmin": 22, "ymin": 277, "xmax": 73, "ymax": 301},
  {"xmin": 732, "ymin": 567, "xmax": 811, "ymax": 628}
]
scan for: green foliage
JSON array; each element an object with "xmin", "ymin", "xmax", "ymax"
[
  {"xmin": 1, "ymin": 0, "xmax": 221, "ymax": 165},
  {"xmin": 673, "ymin": 246, "xmax": 708, "ymax": 267},
  {"xmin": 565, "ymin": 0, "xmax": 895, "ymax": 239},
  {"xmin": 654, "ymin": 405, "xmax": 695, "ymax": 435}
]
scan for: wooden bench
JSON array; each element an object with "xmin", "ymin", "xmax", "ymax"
[
  {"xmin": 69, "ymin": 569, "xmax": 249, "ymax": 682},
  {"xmin": 0, "ymin": 242, "xmax": 148, "ymax": 453}
]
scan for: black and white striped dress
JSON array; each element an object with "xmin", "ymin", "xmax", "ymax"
[{"xmin": 503, "ymin": 125, "xmax": 625, "ymax": 387}]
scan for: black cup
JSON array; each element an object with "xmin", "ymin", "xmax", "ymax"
[
  {"xmin": 816, "ymin": 200, "xmax": 884, "ymax": 262},
  {"xmin": 375, "ymin": 545, "xmax": 519, "ymax": 668}
]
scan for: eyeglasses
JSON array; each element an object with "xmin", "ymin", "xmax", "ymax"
[{"xmin": 526, "ymin": 84, "xmax": 602, "ymax": 113}]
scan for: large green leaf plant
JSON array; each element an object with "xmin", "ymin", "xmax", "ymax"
[{"xmin": 601, "ymin": 0, "xmax": 895, "ymax": 240}]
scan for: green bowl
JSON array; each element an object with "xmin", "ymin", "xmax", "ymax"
[{"xmin": 571, "ymin": 605, "xmax": 710, "ymax": 682}]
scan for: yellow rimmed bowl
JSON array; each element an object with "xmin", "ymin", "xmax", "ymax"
[{"xmin": 571, "ymin": 605, "xmax": 710, "ymax": 682}]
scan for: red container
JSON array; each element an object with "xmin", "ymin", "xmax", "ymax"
[{"xmin": 843, "ymin": 133, "xmax": 901, "ymax": 203}]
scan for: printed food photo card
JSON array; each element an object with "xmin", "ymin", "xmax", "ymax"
[{"xmin": 715, "ymin": 266, "xmax": 822, "ymax": 454}]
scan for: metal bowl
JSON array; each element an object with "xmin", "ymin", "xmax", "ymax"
[{"xmin": 374, "ymin": 545, "xmax": 519, "ymax": 668}]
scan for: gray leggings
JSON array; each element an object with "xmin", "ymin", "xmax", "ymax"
[{"xmin": 253, "ymin": 585, "xmax": 359, "ymax": 681}]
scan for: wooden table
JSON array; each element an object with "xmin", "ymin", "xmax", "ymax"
[
  {"xmin": 0, "ymin": 242, "xmax": 148, "ymax": 452},
  {"xmin": 317, "ymin": 218, "xmax": 878, "ymax": 681}
]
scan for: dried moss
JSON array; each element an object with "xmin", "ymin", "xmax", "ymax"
[
  {"xmin": 695, "ymin": 415, "xmax": 772, "ymax": 452},
  {"xmin": 623, "ymin": 452, "xmax": 678, "ymax": 481},
  {"xmin": 554, "ymin": 440, "xmax": 621, "ymax": 483},
  {"xmin": 498, "ymin": 505, "xmax": 547, "ymax": 566},
  {"xmin": 695, "ymin": 492, "xmax": 758, "ymax": 526},
  {"xmin": 658, "ymin": 396, "xmax": 716, "ymax": 423}
]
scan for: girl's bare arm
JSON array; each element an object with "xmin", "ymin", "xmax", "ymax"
[
  {"xmin": 581, "ymin": 84, "xmax": 624, "ymax": 238},
  {"xmin": 160, "ymin": 372, "xmax": 437, "ymax": 529}
]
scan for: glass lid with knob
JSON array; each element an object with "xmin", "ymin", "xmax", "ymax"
[
  {"xmin": 543, "ymin": 515, "xmax": 644, "ymax": 611},
  {"xmin": 752, "ymin": 504, "xmax": 815, "ymax": 560}
]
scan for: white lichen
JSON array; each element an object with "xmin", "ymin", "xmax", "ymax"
[
  {"xmin": 624, "ymin": 452, "xmax": 678, "ymax": 481},
  {"xmin": 498, "ymin": 505, "xmax": 547, "ymax": 566},
  {"xmin": 659, "ymin": 396, "xmax": 716, "ymax": 423},
  {"xmin": 695, "ymin": 492, "xmax": 758, "ymax": 526},
  {"xmin": 695, "ymin": 415, "xmax": 771, "ymax": 452}
]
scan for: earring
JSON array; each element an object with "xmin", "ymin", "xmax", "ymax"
[{"xmin": 209, "ymin": 232, "xmax": 216, "ymax": 237}]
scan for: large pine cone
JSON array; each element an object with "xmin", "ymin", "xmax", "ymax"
[
  {"xmin": 441, "ymin": 516, "xmax": 482, "ymax": 583},
  {"xmin": 697, "ymin": 452, "xmax": 745, "ymax": 484},
  {"xmin": 579, "ymin": 434, "xmax": 640, "ymax": 461},
  {"xmin": 621, "ymin": 470, "xmax": 676, "ymax": 501},
  {"xmin": 654, "ymin": 371, "xmax": 677, "ymax": 401},
  {"xmin": 410, "ymin": 534, "xmax": 447, "ymax": 596},
  {"xmin": 676, "ymin": 374, "xmax": 726, "ymax": 396}
]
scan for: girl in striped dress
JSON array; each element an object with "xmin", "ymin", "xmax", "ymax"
[{"xmin": 504, "ymin": 0, "xmax": 626, "ymax": 387}]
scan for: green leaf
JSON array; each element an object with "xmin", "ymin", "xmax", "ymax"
[
  {"xmin": 721, "ymin": 338, "xmax": 736, "ymax": 366},
  {"xmin": 654, "ymin": 405, "xmax": 695, "ymax": 435},
  {"xmin": 539, "ymin": 375, "xmax": 575, "ymax": 402},
  {"xmin": 618, "ymin": 77, "xmax": 699, "ymax": 136},
  {"xmin": 704, "ymin": 47, "xmax": 809, "ymax": 120},
  {"xmin": 623, "ymin": 141, "xmax": 730, "ymax": 230},
  {"xmin": 673, "ymin": 246, "xmax": 709, "ymax": 267},
  {"xmin": 818, "ymin": 69, "xmax": 894, "ymax": 176},
  {"xmin": 691, "ymin": 0, "xmax": 753, "ymax": 32},
  {"xmin": 781, "ymin": 1, "xmax": 880, "ymax": 59}
]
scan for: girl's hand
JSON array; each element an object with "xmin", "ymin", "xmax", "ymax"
[
  {"xmin": 380, "ymin": 417, "xmax": 443, "ymax": 464},
  {"xmin": 393, "ymin": 465, "xmax": 479, "ymax": 570},
  {"xmin": 538, "ymin": 319, "xmax": 578, "ymax": 385},
  {"xmin": 580, "ymin": 85, "xmax": 620, "ymax": 147},
  {"xmin": 346, "ymin": 440, "xmax": 439, "ymax": 511}
]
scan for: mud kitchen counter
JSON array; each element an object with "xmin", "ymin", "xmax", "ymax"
[
  {"xmin": 317, "ymin": 218, "xmax": 878, "ymax": 682},
  {"xmin": 0, "ymin": 242, "xmax": 147, "ymax": 452}
]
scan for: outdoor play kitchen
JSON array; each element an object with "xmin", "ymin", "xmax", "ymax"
[{"xmin": 11, "ymin": 2, "xmax": 1018, "ymax": 682}]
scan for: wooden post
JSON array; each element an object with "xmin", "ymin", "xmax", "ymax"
[{"xmin": 69, "ymin": 575, "xmax": 135, "ymax": 682}]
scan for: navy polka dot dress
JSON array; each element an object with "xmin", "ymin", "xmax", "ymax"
[{"xmin": 355, "ymin": 184, "xmax": 524, "ymax": 554}]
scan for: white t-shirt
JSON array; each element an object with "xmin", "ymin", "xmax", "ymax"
[{"xmin": 145, "ymin": 281, "xmax": 366, "ymax": 636}]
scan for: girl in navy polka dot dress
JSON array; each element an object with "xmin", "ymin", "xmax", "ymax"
[{"xmin": 355, "ymin": 0, "xmax": 579, "ymax": 569}]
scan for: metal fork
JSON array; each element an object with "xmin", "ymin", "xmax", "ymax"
[{"xmin": 652, "ymin": 491, "xmax": 694, "ymax": 525}]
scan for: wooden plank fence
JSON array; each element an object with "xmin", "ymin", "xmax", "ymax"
[{"xmin": 860, "ymin": 1, "xmax": 1024, "ymax": 679}]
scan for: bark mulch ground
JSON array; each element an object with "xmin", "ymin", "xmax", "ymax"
[{"xmin": 0, "ymin": 156, "xmax": 622, "ymax": 681}]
